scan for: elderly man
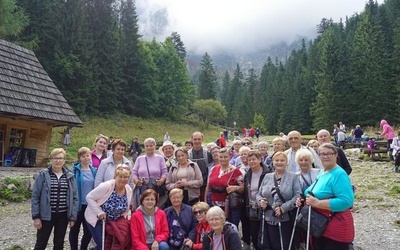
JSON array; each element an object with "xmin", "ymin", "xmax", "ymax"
[
  {"xmin": 188, "ymin": 131, "xmax": 212, "ymax": 202},
  {"xmin": 316, "ymin": 129, "xmax": 352, "ymax": 175},
  {"xmin": 285, "ymin": 130, "xmax": 322, "ymax": 172}
]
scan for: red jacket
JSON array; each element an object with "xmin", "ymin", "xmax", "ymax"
[
  {"xmin": 192, "ymin": 220, "xmax": 212, "ymax": 250},
  {"xmin": 219, "ymin": 136, "xmax": 226, "ymax": 148},
  {"xmin": 130, "ymin": 208, "xmax": 169, "ymax": 249}
]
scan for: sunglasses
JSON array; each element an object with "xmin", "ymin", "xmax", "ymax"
[
  {"xmin": 242, "ymin": 142, "xmax": 251, "ymax": 146},
  {"xmin": 193, "ymin": 210, "xmax": 204, "ymax": 215}
]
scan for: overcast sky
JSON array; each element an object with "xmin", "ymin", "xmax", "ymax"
[{"xmin": 136, "ymin": 0, "xmax": 383, "ymax": 55}]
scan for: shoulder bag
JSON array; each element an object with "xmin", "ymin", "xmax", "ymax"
[
  {"xmin": 145, "ymin": 157, "xmax": 166, "ymax": 196},
  {"xmin": 227, "ymin": 168, "xmax": 243, "ymax": 209},
  {"xmin": 295, "ymin": 178, "xmax": 334, "ymax": 238}
]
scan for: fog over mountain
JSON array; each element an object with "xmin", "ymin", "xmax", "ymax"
[{"xmin": 136, "ymin": 0, "xmax": 382, "ymax": 56}]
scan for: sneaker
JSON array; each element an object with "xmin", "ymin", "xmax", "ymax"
[{"xmin": 242, "ymin": 243, "xmax": 251, "ymax": 250}]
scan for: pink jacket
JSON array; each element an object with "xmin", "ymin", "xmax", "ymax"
[
  {"xmin": 85, "ymin": 179, "xmax": 132, "ymax": 227},
  {"xmin": 380, "ymin": 120, "xmax": 395, "ymax": 140},
  {"xmin": 130, "ymin": 208, "xmax": 169, "ymax": 248}
]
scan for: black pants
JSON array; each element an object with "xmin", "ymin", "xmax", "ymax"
[
  {"xmin": 315, "ymin": 236, "xmax": 349, "ymax": 250},
  {"xmin": 249, "ymin": 219, "xmax": 261, "ymax": 250},
  {"xmin": 69, "ymin": 205, "xmax": 91, "ymax": 250},
  {"xmin": 265, "ymin": 221, "xmax": 293, "ymax": 250},
  {"xmin": 241, "ymin": 205, "xmax": 251, "ymax": 245},
  {"xmin": 34, "ymin": 212, "xmax": 68, "ymax": 250}
]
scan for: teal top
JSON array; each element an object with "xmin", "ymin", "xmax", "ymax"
[{"xmin": 305, "ymin": 166, "xmax": 354, "ymax": 212}]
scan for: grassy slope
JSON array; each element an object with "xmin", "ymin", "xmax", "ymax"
[{"xmin": 50, "ymin": 115, "xmax": 222, "ymax": 162}]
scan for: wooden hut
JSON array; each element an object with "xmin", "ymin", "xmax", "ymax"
[{"xmin": 0, "ymin": 39, "xmax": 83, "ymax": 167}]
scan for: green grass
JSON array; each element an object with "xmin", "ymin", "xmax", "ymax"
[
  {"xmin": 0, "ymin": 177, "xmax": 31, "ymax": 203},
  {"xmin": 50, "ymin": 115, "xmax": 222, "ymax": 163}
]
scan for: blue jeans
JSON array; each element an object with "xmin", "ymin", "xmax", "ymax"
[
  {"xmin": 86, "ymin": 220, "xmax": 104, "ymax": 250},
  {"xmin": 228, "ymin": 207, "xmax": 241, "ymax": 227},
  {"xmin": 148, "ymin": 241, "xmax": 170, "ymax": 250}
]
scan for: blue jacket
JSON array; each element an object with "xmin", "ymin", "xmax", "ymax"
[
  {"xmin": 71, "ymin": 162, "xmax": 97, "ymax": 211},
  {"xmin": 164, "ymin": 203, "xmax": 197, "ymax": 241},
  {"xmin": 31, "ymin": 166, "xmax": 78, "ymax": 221}
]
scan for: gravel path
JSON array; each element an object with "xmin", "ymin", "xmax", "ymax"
[{"xmin": 1, "ymin": 159, "xmax": 399, "ymax": 250}]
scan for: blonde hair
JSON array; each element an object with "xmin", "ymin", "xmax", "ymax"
[
  {"xmin": 114, "ymin": 164, "xmax": 131, "ymax": 178},
  {"xmin": 93, "ymin": 134, "xmax": 109, "ymax": 148},
  {"xmin": 192, "ymin": 202, "xmax": 210, "ymax": 213},
  {"xmin": 50, "ymin": 148, "xmax": 66, "ymax": 158},
  {"xmin": 295, "ymin": 149, "xmax": 314, "ymax": 164},
  {"xmin": 239, "ymin": 146, "xmax": 251, "ymax": 154},
  {"xmin": 77, "ymin": 147, "xmax": 91, "ymax": 159},
  {"xmin": 169, "ymin": 188, "xmax": 183, "ymax": 197}
]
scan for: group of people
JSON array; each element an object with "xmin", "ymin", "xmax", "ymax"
[{"xmin": 31, "ymin": 129, "xmax": 357, "ymax": 250}]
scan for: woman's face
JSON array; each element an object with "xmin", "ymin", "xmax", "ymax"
[
  {"xmin": 162, "ymin": 145, "xmax": 174, "ymax": 158},
  {"xmin": 50, "ymin": 153, "xmax": 66, "ymax": 170},
  {"xmin": 273, "ymin": 155, "xmax": 287, "ymax": 172},
  {"xmin": 142, "ymin": 194, "xmax": 157, "ymax": 211},
  {"xmin": 176, "ymin": 150, "xmax": 188, "ymax": 164},
  {"xmin": 115, "ymin": 172, "xmax": 130, "ymax": 188},
  {"xmin": 273, "ymin": 141, "xmax": 285, "ymax": 152},
  {"xmin": 240, "ymin": 151, "xmax": 249, "ymax": 164},
  {"xmin": 218, "ymin": 152, "xmax": 230, "ymax": 167},
  {"xmin": 309, "ymin": 143, "xmax": 319, "ymax": 152},
  {"xmin": 233, "ymin": 143, "xmax": 241, "ymax": 152},
  {"xmin": 211, "ymin": 149, "xmax": 219, "ymax": 161},
  {"xmin": 145, "ymin": 143, "xmax": 156, "ymax": 155},
  {"xmin": 193, "ymin": 208, "xmax": 206, "ymax": 222},
  {"xmin": 208, "ymin": 215, "xmax": 224, "ymax": 233},
  {"xmin": 258, "ymin": 144, "xmax": 268, "ymax": 156},
  {"xmin": 95, "ymin": 138, "xmax": 108, "ymax": 151},
  {"xmin": 170, "ymin": 193, "xmax": 183, "ymax": 207},
  {"xmin": 248, "ymin": 155, "xmax": 261, "ymax": 169},
  {"xmin": 318, "ymin": 148, "xmax": 337, "ymax": 169},
  {"xmin": 79, "ymin": 152, "xmax": 91, "ymax": 165},
  {"xmin": 113, "ymin": 144, "xmax": 126, "ymax": 159},
  {"xmin": 297, "ymin": 156, "xmax": 312, "ymax": 172}
]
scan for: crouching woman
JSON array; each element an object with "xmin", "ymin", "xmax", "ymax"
[{"xmin": 131, "ymin": 189, "xmax": 170, "ymax": 250}]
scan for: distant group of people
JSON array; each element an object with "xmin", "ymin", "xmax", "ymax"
[{"xmin": 30, "ymin": 126, "xmax": 361, "ymax": 250}]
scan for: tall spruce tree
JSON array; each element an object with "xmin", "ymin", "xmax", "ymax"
[
  {"xmin": 198, "ymin": 52, "xmax": 218, "ymax": 100},
  {"xmin": 170, "ymin": 31, "xmax": 186, "ymax": 61}
]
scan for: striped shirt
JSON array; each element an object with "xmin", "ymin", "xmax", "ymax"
[{"xmin": 50, "ymin": 171, "xmax": 69, "ymax": 213}]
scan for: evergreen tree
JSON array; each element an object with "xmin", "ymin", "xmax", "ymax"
[
  {"xmin": 198, "ymin": 52, "xmax": 218, "ymax": 100},
  {"xmin": 0, "ymin": 0, "xmax": 28, "ymax": 40},
  {"xmin": 170, "ymin": 31, "xmax": 186, "ymax": 61}
]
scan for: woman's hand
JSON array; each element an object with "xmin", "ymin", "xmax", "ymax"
[
  {"xmin": 306, "ymin": 195, "xmax": 319, "ymax": 207},
  {"xmin": 134, "ymin": 178, "xmax": 143, "ymax": 187},
  {"xmin": 69, "ymin": 221, "xmax": 75, "ymax": 228},
  {"xmin": 184, "ymin": 238, "xmax": 193, "ymax": 248},
  {"xmin": 259, "ymin": 198, "xmax": 268, "ymax": 209},
  {"xmin": 296, "ymin": 197, "xmax": 304, "ymax": 207},
  {"xmin": 274, "ymin": 206, "xmax": 282, "ymax": 217},
  {"xmin": 151, "ymin": 240, "xmax": 159, "ymax": 250},
  {"xmin": 97, "ymin": 213, "xmax": 106, "ymax": 220},
  {"xmin": 226, "ymin": 185, "xmax": 238, "ymax": 193},
  {"xmin": 33, "ymin": 218, "xmax": 42, "ymax": 230},
  {"xmin": 156, "ymin": 178, "xmax": 165, "ymax": 186}
]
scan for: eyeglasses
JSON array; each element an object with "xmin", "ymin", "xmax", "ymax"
[
  {"xmin": 208, "ymin": 217, "xmax": 222, "ymax": 222},
  {"xmin": 242, "ymin": 142, "xmax": 251, "ymax": 146},
  {"xmin": 318, "ymin": 152, "xmax": 336, "ymax": 158},
  {"xmin": 51, "ymin": 157, "xmax": 65, "ymax": 161},
  {"xmin": 193, "ymin": 210, "xmax": 204, "ymax": 215}
]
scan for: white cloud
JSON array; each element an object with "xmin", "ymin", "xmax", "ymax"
[{"xmin": 136, "ymin": 0, "xmax": 383, "ymax": 54}]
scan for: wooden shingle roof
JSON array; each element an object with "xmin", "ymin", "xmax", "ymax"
[{"xmin": 0, "ymin": 39, "xmax": 83, "ymax": 127}]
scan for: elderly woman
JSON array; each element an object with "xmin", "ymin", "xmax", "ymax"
[
  {"xmin": 160, "ymin": 140, "xmax": 177, "ymax": 172},
  {"xmin": 307, "ymin": 139, "xmax": 320, "ymax": 153},
  {"xmin": 164, "ymin": 188, "xmax": 197, "ymax": 250},
  {"xmin": 229, "ymin": 140, "xmax": 242, "ymax": 165},
  {"xmin": 85, "ymin": 164, "xmax": 133, "ymax": 250},
  {"xmin": 205, "ymin": 147, "xmax": 244, "ymax": 227},
  {"xmin": 94, "ymin": 139, "xmax": 133, "ymax": 188},
  {"xmin": 131, "ymin": 189, "xmax": 170, "ymax": 250},
  {"xmin": 182, "ymin": 202, "xmax": 211, "ymax": 249},
  {"xmin": 303, "ymin": 143, "xmax": 354, "ymax": 249},
  {"xmin": 133, "ymin": 138, "xmax": 168, "ymax": 208},
  {"xmin": 69, "ymin": 147, "xmax": 97, "ymax": 250},
  {"xmin": 202, "ymin": 206, "xmax": 242, "ymax": 250},
  {"xmin": 257, "ymin": 141, "xmax": 269, "ymax": 164},
  {"xmin": 265, "ymin": 137, "xmax": 286, "ymax": 168},
  {"xmin": 166, "ymin": 148, "xmax": 203, "ymax": 205},
  {"xmin": 208, "ymin": 146, "xmax": 220, "ymax": 172},
  {"xmin": 296, "ymin": 149, "xmax": 320, "ymax": 193},
  {"xmin": 257, "ymin": 151, "xmax": 301, "ymax": 250},
  {"xmin": 243, "ymin": 150, "xmax": 272, "ymax": 250},
  {"xmin": 234, "ymin": 146, "xmax": 251, "ymax": 174},
  {"xmin": 31, "ymin": 148, "xmax": 78, "ymax": 250},
  {"xmin": 91, "ymin": 134, "xmax": 109, "ymax": 169}
]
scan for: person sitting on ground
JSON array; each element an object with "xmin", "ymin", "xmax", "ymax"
[
  {"xmin": 202, "ymin": 206, "xmax": 243, "ymax": 250},
  {"xmin": 130, "ymin": 189, "xmax": 170, "ymax": 250}
]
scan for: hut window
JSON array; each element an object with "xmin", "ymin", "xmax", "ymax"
[{"xmin": 9, "ymin": 128, "xmax": 25, "ymax": 148}]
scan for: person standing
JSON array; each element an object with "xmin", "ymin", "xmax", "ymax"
[
  {"xmin": 380, "ymin": 119, "xmax": 395, "ymax": 156},
  {"xmin": 31, "ymin": 148, "xmax": 78, "ymax": 250},
  {"xmin": 129, "ymin": 137, "xmax": 142, "ymax": 163},
  {"xmin": 91, "ymin": 134, "xmax": 109, "ymax": 169},
  {"xmin": 353, "ymin": 125, "xmax": 364, "ymax": 144},
  {"xmin": 391, "ymin": 130, "xmax": 400, "ymax": 173},
  {"xmin": 69, "ymin": 147, "xmax": 97, "ymax": 250},
  {"xmin": 163, "ymin": 132, "xmax": 171, "ymax": 142},
  {"xmin": 189, "ymin": 131, "xmax": 212, "ymax": 202}
]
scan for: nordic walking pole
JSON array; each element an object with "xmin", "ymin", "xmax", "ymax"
[
  {"xmin": 260, "ymin": 208, "xmax": 266, "ymax": 247},
  {"xmin": 102, "ymin": 219, "xmax": 105, "ymax": 250},
  {"xmin": 306, "ymin": 192, "xmax": 315, "ymax": 250},
  {"xmin": 278, "ymin": 219, "xmax": 284, "ymax": 250},
  {"xmin": 288, "ymin": 206, "xmax": 301, "ymax": 250}
]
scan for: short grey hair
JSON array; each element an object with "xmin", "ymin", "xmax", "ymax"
[
  {"xmin": 144, "ymin": 138, "xmax": 156, "ymax": 145},
  {"xmin": 295, "ymin": 149, "xmax": 314, "ymax": 164},
  {"xmin": 206, "ymin": 206, "xmax": 226, "ymax": 222}
]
